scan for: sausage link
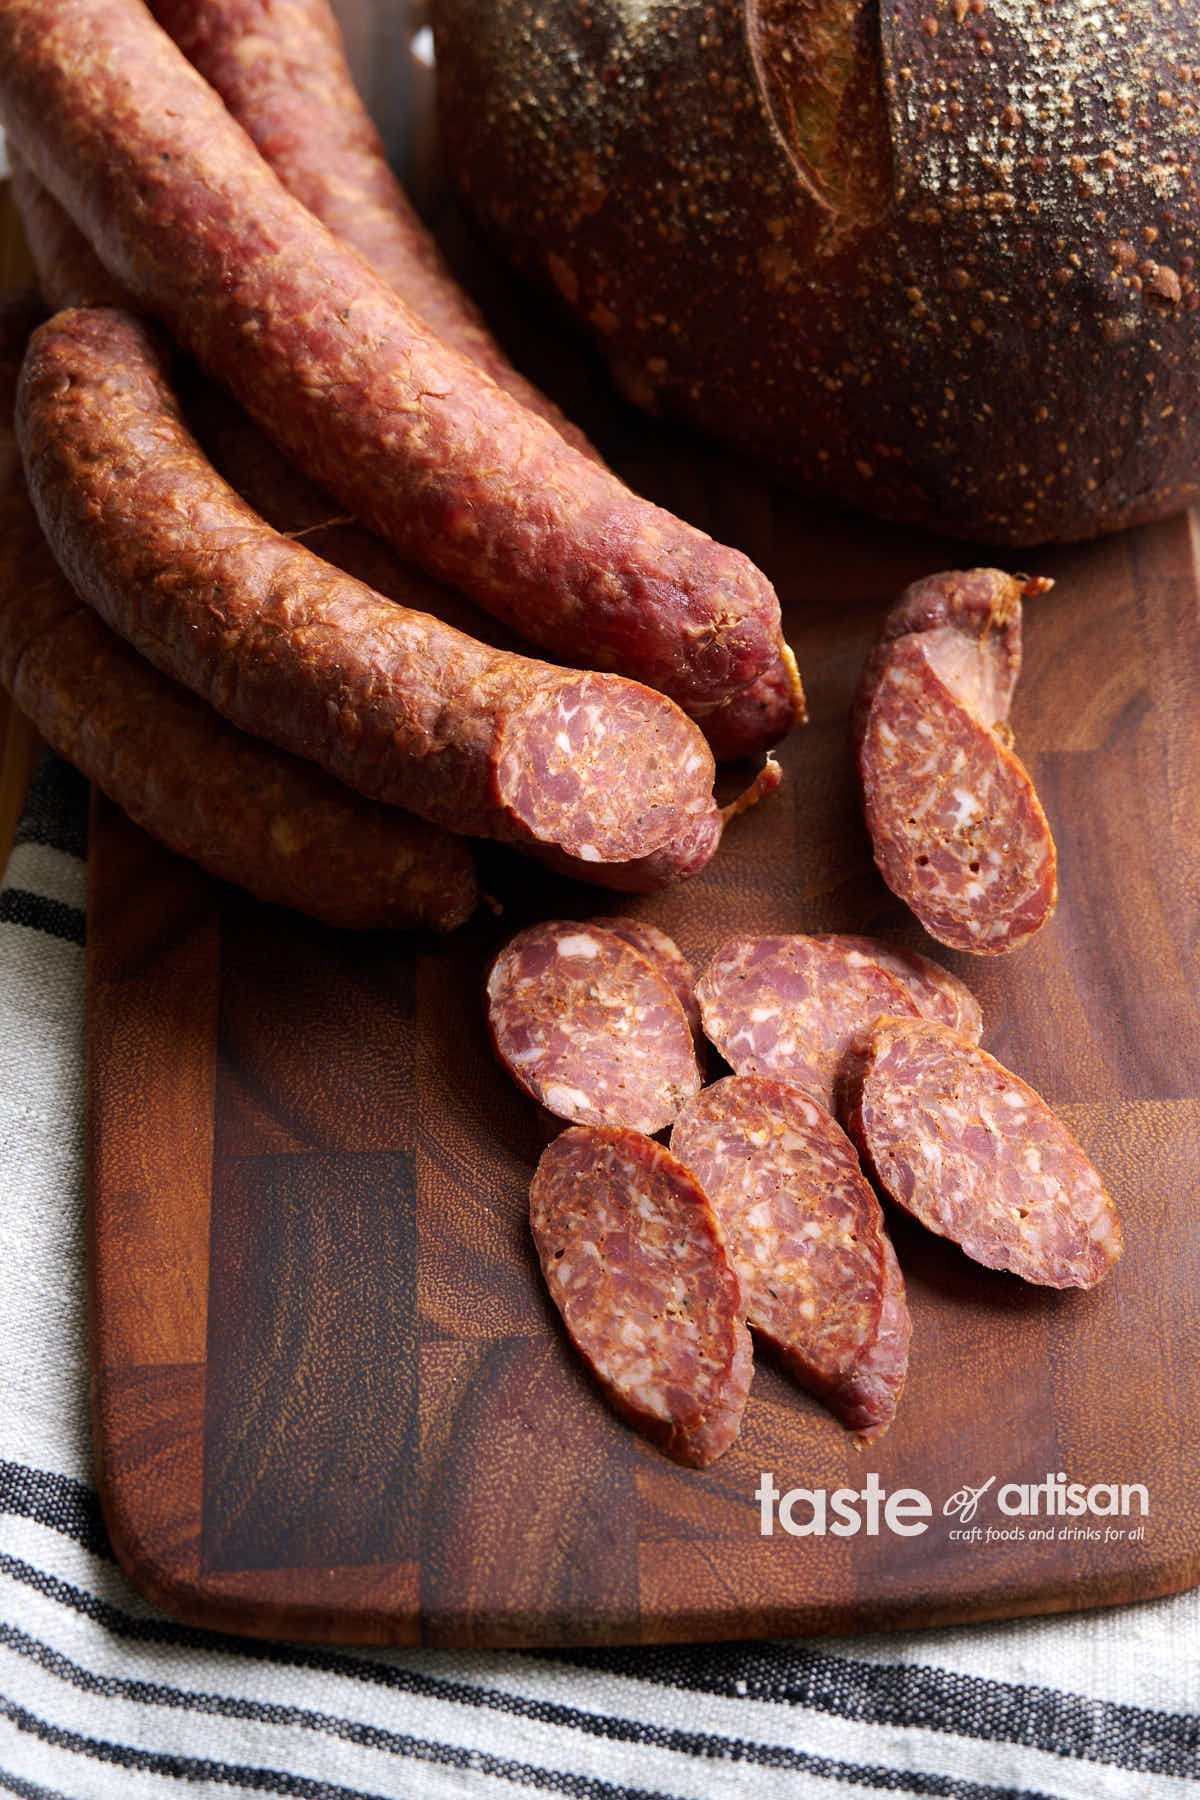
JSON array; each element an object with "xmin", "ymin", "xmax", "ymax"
[
  {"xmin": 8, "ymin": 150, "xmax": 128, "ymax": 309},
  {"xmin": 0, "ymin": 0, "xmax": 786, "ymax": 722},
  {"xmin": 700, "ymin": 640, "xmax": 806, "ymax": 761},
  {"xmin": 5, "ymin": 177, "xmax": 767, "ymax": 886},
  {"xmin": 146, "ymin": 0, "xmax": 599, "ymax": 460},
  {"xmin": 8, "ymin": 56, "xmax": 799, "ymax": 759},
  {"xmin": 0, "ymin": 296, "xmax": 477, "ymax": 931},
  {"xmin": 6, "ymin": 149, "xmax": 528, "ymax": 652},
  {"xmin": 145, "ymin": 0, "xmax": 803, "ymax": 758},
  {"xmin": 6, "ymin": 147, "xmax": 492, "ymax": 924},
  {"xmin": 17, "ymin": 306, "xmax": 722, "ymax": 889},
  {"xmin": 1, "ymin": 521, "xmax": 480, "ymax": 931}
]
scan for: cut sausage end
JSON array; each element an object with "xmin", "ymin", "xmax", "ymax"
[
  {"xmin": 879, "ymin": 567, "xmax": 1027, "ymax": 655},
  {"xmin": 494, "ymin": 672, "xmax": 716, "ymax": 866},
  {"xmin": 854, "ymin": 568, "xmax": 1056, "ymax": 955}
]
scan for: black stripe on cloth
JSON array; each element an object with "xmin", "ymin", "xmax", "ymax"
[
  {"xmin": 2, "ymin": 1469, "xmax": 1198, "ymax": 1783},
  {"xmin": 0, "ymin": 1693, "xmax": 700, "ymax": 1800},
  {"xmin": 0, "ymin": 891, "xmax": 84, "ymax": 946},
  {"xmin": 0, "ymin": 1467, "xmax": 111, "ymax": 1563},
  {"xmin": 0, "ymin": 1620, "xmax": 1075, "ymax": 1800},
  {"xmin": 11, "ymin": 754, "xmax": 88, "ymax": 864},
  {"xmin": 545, "ymin": 1645, "xmax": 1200, "ymax": 1781},
  {"xmin": 0, "ymin": 1676, "xmax": 1070, "ymax": 1800},
  {"xmin": 0, "ymin": 1766, "xmax": 74, "ymax": 1800},
  {"xmin": 0, "ymin": 1554, "xmax": 1153, "ymax": 1800},
  {"xmin": 7, "ymin": 1469, "xmax": 1200, "ymax": 1784}
]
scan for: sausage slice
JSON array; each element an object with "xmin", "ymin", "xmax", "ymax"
[
  {"xmin": 586, "ymin": 916, "xmax": 703, "ymax": 1052},
  {"xmin": 854, "ymin": 569, "xmax": 1058, "ymax": 954},
  {"xmin": 671, "ymin": 1074, "xmax": 908, "ymax": 1441},
  {"xmin": 530, "ymin": 1125, "xmax": 752, "ymax": 1466},
  {"xmin": 695, "ymin": 932, "xmax": 979, "ymax": 1112},
  {"xmin": 487, "ymin": 922, "xmax": 701, "ymax": 1132},
  {"xmin": 845, "ymin": 1017, "xmax": 1123, "ymax": 1289}
]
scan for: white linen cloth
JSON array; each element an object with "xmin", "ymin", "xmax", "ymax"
[{"xmin": 1, "ymin": 754, "xmax": 1198, "ymax": 1800}]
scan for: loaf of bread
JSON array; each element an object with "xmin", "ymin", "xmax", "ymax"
[{"xmin": 432, "ymin": 0, "xmax": 1200, "ymax": 545}]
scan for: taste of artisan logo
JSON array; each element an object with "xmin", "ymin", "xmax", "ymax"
[
  {"xmin": 941, "ymin": 1472, "xmax": 1150, "ymax": 1544},
  {"xmin": 756, "ymin": 1471, "xmax": 1150, "ymax": 1542}
]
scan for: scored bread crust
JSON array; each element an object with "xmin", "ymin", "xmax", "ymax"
[{"xmin": 433, "ymin": 0, "xmax": 1200, "ymax": 546}]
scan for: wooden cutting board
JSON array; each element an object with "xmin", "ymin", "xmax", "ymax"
[
  {"xmin": 3, "ymin": 0, "xmax": 1175, "ymax": 1650},
  {"xmin": 87, "ymin": 465, "xmax": 1200, "ymax": 1646}
]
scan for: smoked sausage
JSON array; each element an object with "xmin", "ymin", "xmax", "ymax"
[
  {"xmin": 671, "ymin": 1074, "xmax": 909, "ymax": 1442},
  {"xmin": 486, "ymin": 921, "xmax": 701, "ymax": 1133},
  {"xmin": 831, "ymin": 934, "xmax": 982, "ymax": 1040},
  {"xmin": 146, "ymin": 0, "xmax": 599, "ymax": 459},
  {"xmin": 0, "ymin": 0, "xmax": 790, "ymax": 727},
  {"xmin": 147, "ymin": 0, "xmax": 805, "ymax": 759},
  {"xmin": 695, "ymin": 933, "xmax": 981, "ymax": 1113},
  {"xmin": 5, "ymin": 149, "xmax": 530, "ymax": 654},
  {"xmin": 7, "ymin": 151, "xmax": 127, "ymax": 310},
  {"xmin": 585, "ymin": 916, "xmax": 703, "ymax": 1053},
  {"xmin": 16, "ymin": 306, "xmax": 723, "ymax": 890},
  {"xmin": 832, "ymin": 1235, "xmax": 911, "ymax": 1444},
  {"xmin": 0, "ymin": 297, "xmax": 477, "ymax": 932}
]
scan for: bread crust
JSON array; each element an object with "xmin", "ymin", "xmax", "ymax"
[{"xmin": 434, "ymin": 0, "xmax": 1200, "ymax": 545}]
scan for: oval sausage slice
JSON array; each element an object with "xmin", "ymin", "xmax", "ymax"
[
  {"xmin": 821, "ymin": 934, "xmax": 982, "ymax": 1041},
  {"xmin": 587, "ymin": 916, "xmax": 702, "ymax": 1051},
  {"xmin": 845, "ymin": 1017, "xmax": 1123, "ymax": 1289},
  {"xmin": 696, "ymin": 933, "xmax": 973, "ymax": 1112},
  {"xmin": 855, "ymin": 569, "xmax": 1057, "ymax": 954},
  {"xmin": 530, "ymin": 1125, "xmax": 752, "ymax": 1466},
  {"xmin": 487, "ymin": 921, "xmax": 701, "ymax": 1132},
  {"xmin": 671, "ymin": 1074, "xmax": 908, "ymax": 1440}
]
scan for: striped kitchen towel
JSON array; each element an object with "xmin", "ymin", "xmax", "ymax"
[{"xmin": 1, "ymin": 753, "xmax": 1198, "ymax": 1800}]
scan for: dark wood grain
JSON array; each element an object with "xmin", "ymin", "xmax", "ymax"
[
  {"xmin": 87, "ymin": 488, "xmax": 1200, "ymax": 1646},
  {"xmin": 71, "ymin": 0, "xmax": 1200, "ymax": 1648}
]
